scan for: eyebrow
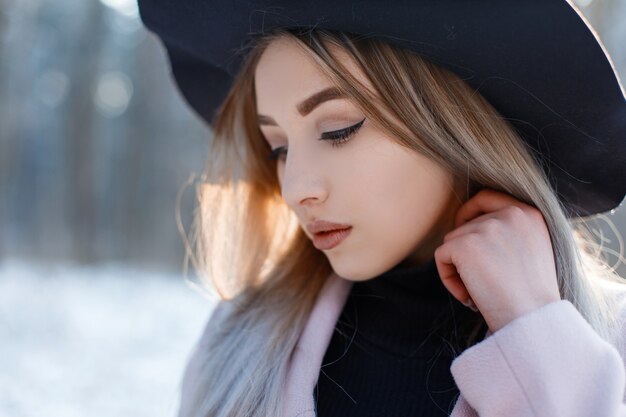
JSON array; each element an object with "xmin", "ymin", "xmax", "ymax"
[{"xmin": 257, "ymin": 87, "xmax": 344, "ymax": 126}]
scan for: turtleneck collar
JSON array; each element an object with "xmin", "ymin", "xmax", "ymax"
[
  {"xmin": 373, "ymin": 255, "xmax": 449, "ymax": 295},
  {"xmin": 339, "ymin": 256, "xmax": 484, "ymax": 357}
]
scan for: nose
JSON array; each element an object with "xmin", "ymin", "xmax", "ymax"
[{"xmin": 279, "ymin": 145, "xmax": 329, "ymax": 210}]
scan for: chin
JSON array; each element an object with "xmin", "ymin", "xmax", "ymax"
[
  {"xmin": 327, "ymin": 247, "xmax": 414, "ymax": 281},
  {"xmin": 328, "ymin": 259, "xmax": 388, "ymax": 282}
]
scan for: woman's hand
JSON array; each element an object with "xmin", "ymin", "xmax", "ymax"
[{"xmin": 434, "ymin": 188, "xmax": 562, "ymax": 333}]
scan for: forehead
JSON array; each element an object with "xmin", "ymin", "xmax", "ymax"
[{"xmin": 254, "ymin": 37, "xmax": 370, "ymax": 114}]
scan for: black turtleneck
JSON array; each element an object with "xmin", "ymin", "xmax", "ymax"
[{"xmin": 313, "ymin": 256, "xmax": 487, "ymax": 416}]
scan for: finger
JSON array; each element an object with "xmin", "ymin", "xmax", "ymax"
[
  {"xmin": 455, "ymin": 188, "xmax": 532, "ymax": 228},
  {"xmin": 433, "ymin": 242, "xmax": 471, "ymax": 305},
  {"xmin": 443, "ymin": 211, "xmax": 502, "ymax": 243}
]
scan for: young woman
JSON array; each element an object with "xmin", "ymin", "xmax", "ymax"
[{"xmin": 138, "ymin": 1, "xmax": 626, "ymax": 416}]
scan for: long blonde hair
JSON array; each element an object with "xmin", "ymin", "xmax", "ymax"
[{"xmin": 179, "ymin": 28, "xmax": 625, "ymax": 417}]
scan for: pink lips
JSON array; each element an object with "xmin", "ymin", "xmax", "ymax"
[
  {"xmin": 306, "ymin": 220, "xmax": 353, "ymax": 250},
  {"xmin": 311, "ymin": 226, "xmax": 352, "ymax": 250}
]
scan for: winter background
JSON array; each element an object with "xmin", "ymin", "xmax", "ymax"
[{"xmin": 0, "ymin": 0, "xmax": 625, "ymax": 416}]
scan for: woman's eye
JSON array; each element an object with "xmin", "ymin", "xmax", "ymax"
[
  {"xmin": 267, "ymin": 117, "xmax": 366, "ymax": 161},
  {"xmin": 320, "ymin": 117, "xmax": 366, "ymax": 147}
]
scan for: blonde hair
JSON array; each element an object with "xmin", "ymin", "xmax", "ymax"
[{"xmin": 178, "ymin": 28, "xmax": 626, "ymax": 417}]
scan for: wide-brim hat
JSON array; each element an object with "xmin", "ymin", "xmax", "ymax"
[{"xmin": 137, "ymin": 0, "xmax": 625, "ymax": 218}]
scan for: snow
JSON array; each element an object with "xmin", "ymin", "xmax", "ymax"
[{"xmin": 0, "ymin": 259, "xmax": 215, "ymax": 417}]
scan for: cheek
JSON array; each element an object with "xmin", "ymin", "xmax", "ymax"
[
  {"xmin": 353, "ymin": 153, "xmax": 453, "ymax": 246},
  {"xmin": 352, "ymin": 150, "xmax": 425, "ymax": 217},
  {"xmin": 342, "ymin": 154, "xmax": 414, "ymax": 240}
]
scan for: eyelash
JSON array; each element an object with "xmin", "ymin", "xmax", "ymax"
[{"xmin": 267, "ymin": 117, "xmax": 366, "ymax": 161}]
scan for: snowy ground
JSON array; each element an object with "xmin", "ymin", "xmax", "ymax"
[{"xmin": 0, "ymin": 259, "xmax": 216, "ymax": 417}]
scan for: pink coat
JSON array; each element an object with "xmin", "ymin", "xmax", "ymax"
[{"xmin": 181, "ymin": 272, "xmax": 626, "ymax": 417}]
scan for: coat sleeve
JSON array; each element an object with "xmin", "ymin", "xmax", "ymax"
[{"xmin": 450, "ymin": 298, "xmax": 626, "ymax": 417}]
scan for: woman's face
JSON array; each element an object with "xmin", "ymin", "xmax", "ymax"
[{"xmin": 254, "ymin": 37, "xmax": 464, "ymax": 281}]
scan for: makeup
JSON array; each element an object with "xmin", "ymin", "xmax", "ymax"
[{"xmin": 312, "ymin": 227, "xmax": 352, "ymax": 250}]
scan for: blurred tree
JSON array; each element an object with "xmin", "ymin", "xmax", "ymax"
[{"xmin": 0, "ymin": 0, "xmax": 208, "ymax": 271}]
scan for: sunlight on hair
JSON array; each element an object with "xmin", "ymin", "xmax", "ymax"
[
  {"xmin": 194, "ymin": 180, "xmax": 299, "ymax": 299},
  {"xmin": 260, "ymin": 197, "xmax": 301, "ymax": 279}
]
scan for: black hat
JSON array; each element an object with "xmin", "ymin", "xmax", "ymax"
[{"xmin": 138, "ymin": 0, "xmax": 626, "ymax": 218}]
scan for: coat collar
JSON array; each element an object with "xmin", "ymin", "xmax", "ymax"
[{"xmin": 281, "ymin": 273, "xmax": 352, "ymax": 417}]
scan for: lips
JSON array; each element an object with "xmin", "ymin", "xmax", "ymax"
[
  {"xmin": 312, "ymin": 227, "xmax": 352, "ymax": 250},
  {"xmin": 306, "ymin": 220, "xmax": 353, "ymax": 250},
  {"xmin": 306, "ymin": 220, "xmax": 352, "ymax": 235}
]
